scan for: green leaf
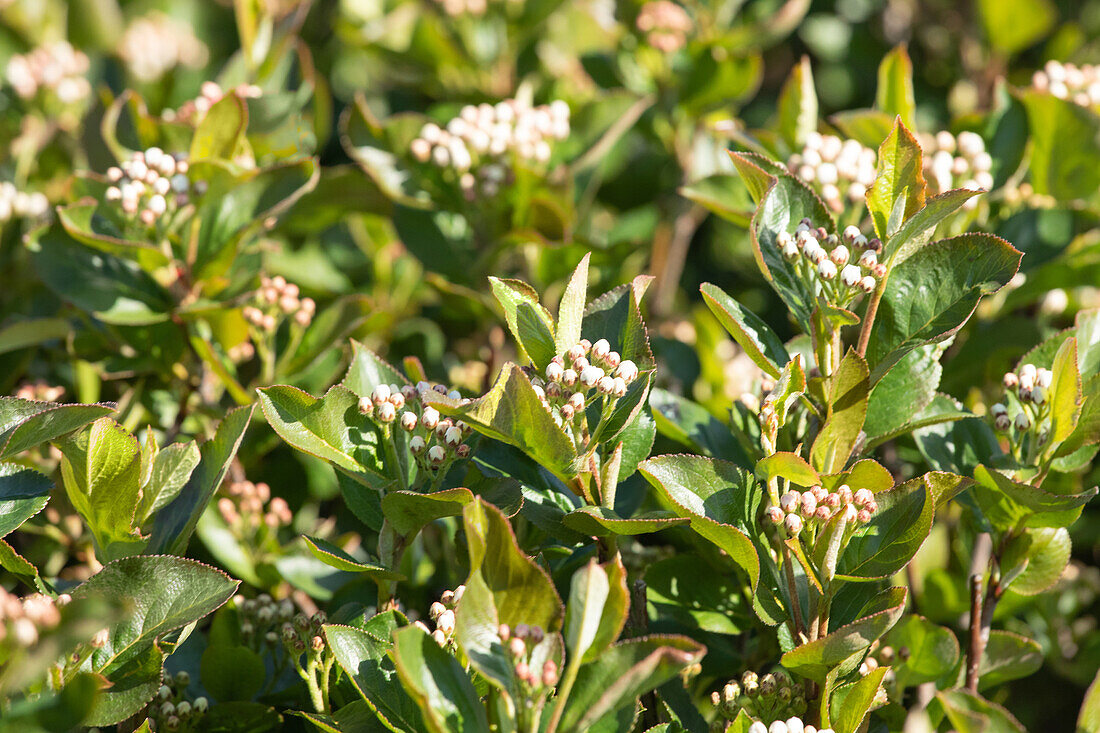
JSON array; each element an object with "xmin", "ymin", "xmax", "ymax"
[
  {"xmin": 831, "ymin": 666, "xmax": 887, "ymax": 733},
  {"xmin": 701, "ymin": 283, "xmax": 790, "ymax": 379},
  {"xmin": 190, "ymin": 94, "xmax": 247, "ymax": 162},
  {"xmin": 742, "ymin": 167, "xmax": 833, "ymax": 330},
  {"xmin": 639, "ymin": 456, "xmax": 771, "ymax": 622},
  {"xmin": 381, "ymin": 488, "xmax": 475, "ymax": 538},
  {"xmin": 561, "ymin": 506, "xmax": 689, "ymax": 537},
  {"xmin": 0, "ymin": 398, "xmax": 115, "ymax": 459},
  {"xmin": 876, "ymin": 46, "xmax": 916, "ymax": 130},
  {"xmin": 200, "ymin": 644, "xmax": 266, "ymax": 702},
  {"xmin": 780, "ymin": 588, "xmax": 907, "ymax": 681},
  {"xmin": 489, "ymin": 277, "xmax": 557, "ymax": 367},
  {"xmin": 883, "ymin": 614, "xmax": 959, "ymax": 688},
  {"xmin": 755, "ymin": 452, "xmax": 820, "ymax": 488},
  {"xmin": 972, "ymin": 464, "xmax": 1097, "ymax": 529},
  {"xmin": 557, "ymin": 253, "xmax": 590, "ymax": 355},
  {"xmin": 137, "ymin": 440, "xmax": 200, "ymax": 520},
  {"xmin": 426, "ymin": 364, "xmax": 575, "ymax": 483},
  {"xmin": 257, "ymin": 385, "xmax": 386, "ymax": 487},
  {"xmin": 392, "ymin": 625, "xmax": 489, "ymax": 733},
  {"xmin": 342, "ymin": 341, "xmax": 410, "ymax": 400},
  {"xmin": 883, "ymin": 188, "xmax": 985, "ymax": 265},
  {"xmin": 73, "ymin": 556, "xmax": 238, "ymax": 676},
  {"xmin": 811, "ymin": 351, "xmax": 869, "ymax": 473},
  {"xmin": 0, "ymin": 464, "xmax": 52, "ymax": 538},
  {"xmin": 564, "ymin": 559, "xmax": 611, "ymax": 663},
  {"xmin": 1006, "ymin": 527, "xmax": 1071, "ymax": 596},
  {"xmin": 864, "ymin": 344, "xmax": 942, "ymax": 439},
  {"xmin": 728, "ymin": 150, "xmax": 786, "ymax": 205},
  {"xmin": 147, "ymin": 404, "xmax": 254, "ymax": 554},
  {"xmin": 57, "ymin": 417, "xmax": 143, "ymax": 561},
  {"xmin": 56, "ymin": 202, "xmax": 170, "ymax": 270},
  {"xmin": 830, "ymin": 110, "xmax": 896, "ymax": 150},
  {"xmin": 978, "ymin": 0, "xmax": 1055, "ymax": 54},
  {"xmin": 648, "ymin": 389, "xmax": 752, "ymax": 468},
  {"xmin": 28, "ymin": 225, "xmax": 172, "ymax": 326},
  {"xmin": 557, "ymin": 635, "xmax": 706, "ymax": 731},
  {"xmin": 303, "ymin": 536, "xmax": 404, "ymax": 580},
  {"xmin": 778, "ymin": 55, "xmax": 818, "ymax": 149},
  {"xmin": 1022, "ymin": 91, "xmax": 1100, "ymax": 202},
  {"xmin": 0, "ymin": 538, "xmax": 44, "ymax": 591},
  {"xmin": 1049, "ymin": 336, "xmax": 1082, "ymax": 445},
  {"xmin": 0, "ymin": 317, "xmax": 71, "ymax": 356},
  {"xmin": 865, "ymin": 119, "xmax": 926, "ymax": 242},
  {"xmin": 84, "ymin": 645, "xmax": 165, "ymax": 727},
  {"xmin": 978, "ymin": 631, "xmax": 1042, "ymax": 689},
  {"xmin": 867, "ymin": 234, "xmax": 1022, "ymax": 381},
  {"xmin": 836, "ymin": 476, "xmax": 933, "ymax": 580},
  {"xmin": 935, "ymin": 690, "xmax": 1025, "ymax": 733},
  {"xmin": 582, "ymin": 275, "xmax": 656, "ymax": 371},
  {"xmin": 1079, "ymin": 668, "xmax": 1100, "ymax": 733},
  {"xmin": 324, "ymin": 624, "xmax": 427, "ymax": 733},
  {"xmin": 866, "ymin": 393, "xmax": 972, "ymax": 450}
]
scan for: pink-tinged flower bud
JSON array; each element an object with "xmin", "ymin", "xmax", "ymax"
[
  {"xmin": 843, "ymin": 225, "xmax": 861, "ymax": 243},
  {"xmin": 857, "ymin": 509, "xmax": 873, "ymax": 524},
  {"xmin": 784, "ymin": 514, "xmax": 804, "ymax": 535},
  {"xmin": 1031, "ymin": 386, "xmax": 1047, "ymax": 405},
  {"xmin": 616, "ymin": 360, "xmax": 639, "ymax": 383},
  {"xmin": 580, "ymin": 365, "xmax": 604, "ymax": 388},
  {"xmin": 430, "ymin": 602, "xmax": 446, "ymax": 619},
  {"xmin": 591, "ymin": 339, "xmax": 610, "ymax": 359},
  {"xmin": 1019, "ymin": 386, "xmax": 1032, "ymax": 402},
  {"xmin": 810, "ymin": 485, "xmax": 828, "ymax": 502},
  {"xmin": 437, "ymin": 609, "xmax": 455, "ymax": 635},
  {"xmin": 800, "ymin": 492, "xmax": 818, "ymax": 516},
  {"xmin": 841, "ymin": 265, "xmax": 862, "ymax": 287},
  {"xmin": 542, "ymin": 659, "xmax": 559, "ymax": 686},
  {"xmin": 428, "ymin": 445, "xmax": 447, "ymax": 464},
  {"xmin": 867, "ymin": 237, "xmax": 883, "ymax": 253},
  {"xmin": 435, "ymin": 420, "xmax": 452, "ymax": 440},
  {"xmin": 597, "ymin": 376, "xmax": 616, "ymax": 395},
  {"xmin": 444, "ymin": 426, "xmax": 463, "ymax": 446},
  {"xmin": 456, "ymin": 444, "xmax": 470, "ymax": 458},
  {"xmin": 377, "ymin": 402, "xmax": 396, "ymax": 423},
  {"xmin": 871, "ymin": 263, "xmax": 887, "ymax": 278},
  {"xmin": 509, "ymin": 636, "xmax": 527, "ymax": 658},
  {"xmin": 780, "ymin": 491, "xmax": 801, "ymax": 513},
  {"xmin": 569, "ymin": 392, "xmax": 585, "ymax": 411},
  {"xmin": 546, "ymin": 382, "xmax": 562, "ymax": 399},
  {"xmin": 420, "ymin": 407, "xmax": 439, "ymax": 430},
  {"xmin": 567, "ymin": 343, "xmax": 586, "ymax": 362},
  {"xmin": 409, "ymin": 436, "xmax": 426, "ymax": 454},
  {"xmin": 823, "ymin": 493, "xmax": 842, "ymax": 510},
  {"xmin": 766, "ymin": 506, "xmax": 785, "ymax": 524},
  {"xmin": 546, "ymin": 361, "xmax": 564, "ymax": 382},
  {"xmin": 844, "ymin": 503, "xmax": 859, "ymax": 523},
  {"xmin": 358, "ymin": 396, "xmax": 373, "ymax": 415},
  {"xmin": 1037, "ymin": 368, "xmax": 1053, "ymax": 389},
  {"xmin": 859, "ymin": 249, "xmax": 878, "ymax": 268},
  {"xmin": 560, "ymin": 404, "xmax": 575, "ymax": 421},
  {"xmin": 262, "ymin": 314, "xmax": 277, "ymax": 331},
  {"xmin": 991, "ymin": 402, "xmax": 1007, "ymax": 416},
  {"xmin": 431, "ymin": 630, "xmax": 446, "ymax": 646},
  {"xmin": 573, "ymin": 355, "xmax": 590, "ymax": 372},
  {"xmin": 372, "ymin": 383, "xmax": 391, "ymax": 405},
  {"xmin": 818, "ymin": 260, "xmax": 837, "ymax": 280},
  {"xmin": 605, "ymin": 351, "xmax": 621, "ymax": 369},
  {"xmin": 815, "ymin": 506, "xmax": 832, "ymax": 521},
  {"xmin": 994, "ymin": 414, "xmax": 1011, "ymax": 431},
  {"xmin": 388, "ymin": 391, "xmax": 405, "ymax": 410},
  {"xmin": 837, "ymin": 485, "xmax": 853, "ymax": 503},
  {"xmin": 1002, "ymin": 371, "xmax": 1019, "ymax": 389},
  {"xmin": 612, "ymin": 377, "xmax": 627, "ymax": 397},
  {"xmin": 498, "ymin": 624, "xmax": 511, "ymax": 641},
  {"xmin": 410, "ymin": 138, "xmax": 431, "ymax": 162},
  {"xmin": 853, "ymin": 488, "xmax": 874, "ymax": 507},
  {"xmin": 859, "ymin": 276, "xmax": 876, "ymax": 293},
  {"xmin": 830, "ymin": 245, "xmax": 850, "ymax": 266},
  {"xmin": 562, "ymin": 369, "xmax": 578, "ymax": 387}
]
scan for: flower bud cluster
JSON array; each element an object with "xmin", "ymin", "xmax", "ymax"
[
  {"xmin": 244, "ymin": 275, "xmax": 316, "ymax": 331},
  {"xmin": 774, "ymin": 220, "xmax": 883, "ymax": 307},
  {"xmin": 104, "ymin": 148, "xmax": 199, "ymax": 226},
  {"xmin": 14, "ymin": 380, "xmax": 65, "ymax": 402},
  {"xmin": 787, "ymin": 133, "xmax": 876, "ymax": 212},
  {"xmin": 711, "ymin": 670, "xmax": 807, "ymax": 728},
  {"xmin": 4, "ymin": 41, "xmax": 90, "ymax": 104},
  {"xmin": 218, "ymin": 479, "xmax": 293, "ymax": 533},
  {"xmin": 993, "ymin": 363, "xmax": 1054, "ymax": 450},
  {"xmin": 858, "ymin": 641, "xmax": 908, "ymax": 682},
  {"xmin": 119, "ymin": 12, "xmax": 209, "ymax": 82},
  {"xmin": 235, "ymin": 592, "xmax": 325, "ymax": 658},
  {"xmin": 410, "ymin": 99, "xmax": 570, "ymax": 199},
  {"xmin": 142, "ymin": 670, "xmax": 208, "ymax": 732},
  {"xmin": 422, "ymin": 585, "xmax": 465, "ymax": 646},
  {"xmin": 747, "ymin": 719, "xmax": 832, "ymax": 733},
  {"xmin": 359, "ymin": 381, "xmax": 473, "ymax": 470},
  {"xmin": 0, "ymin": 589, "xmax": 65, "ymax": 649},
  {"xmin": 918, "ymin": 130, "xmax": 993, "ymax": 208},
  {"xmin": 636, "ymin": 1, "xmax": 693, "ymax": 53},
  {"xmin": 166, "ymin": 80, "xmax": 263, "ymax": 124},
  {"xmin": 535, "ymin": 339, "xmax": 639, "ymax": 445},
  {"xmin": 1031, "ymin": 60, "xmax": 1100, "ymax": 109},
  {"xmin": 497, "ymin": 622, "xmax": 559, "ymax": 691},
  {"xmin": 769, "ymin": 484, "xmax": 878, "ymax": 538},
  {"xmin": 0, "ymin": 182, "xmax": 49, "ymax": 223}
]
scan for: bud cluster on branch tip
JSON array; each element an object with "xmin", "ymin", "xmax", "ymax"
[
  {"xmin": 636, "ymin": 1, "xmax": 693, "ymax": 53},
  {"xmin": 243, "ymin": 275, "xmax": 316, "ymax": 331},
  {"xmin": 774, "ymin": 220, "xmax": 883, "ymax": 304},
  {"xmin": 119, "ymin": 12, "xmax": 210, "ymax": 82},
  {"xmin": 711, "ymin": 670, "xmax": 806, "ymax": 725},
  {"xmin": 917, "ymin": 130, "xmax": 993, "ymax": 208},
  {"xmin": 166, "ymin": 80, "xmax": 263, "ymax": 124},
  {"xmin": 409, "ymin": 99, "xmax": 570, "ymax": 198},
  {"xmin": 104, "ymin": 148, "xmax": 200, "ymax": 226},
  {"xmin": 358, "ymin": 381, "xmax": 473, "ymax": 468},
  {"xmin": 747, "ymin": 718, "xmax": 832, "ymax": 733},
  {"xmin": 144, "ymin": 671, "xmax": 208, "ymax": 732},
  {"xmin": 771, "ymin": 484, "xmax": 878, "ymax": 537},
  {"xmin": 536, "ymin": 339, "xmax": 637, "ymax": 434},
  {"xmin": 993, "ymin": 363, "xmax": 1053, "ymax": 443},
  {"xmin": 859, "ymin": 640, "xmax": 908, "ymax": 683},
  {"xmin": 0, "ymin": 181, "xmax": 49, "ymax": 224},
  {"xmin": 424, "ymin": 585, "xmax": 465, "ymax": 646},
  {"xmin": 13, "ymin": 380, "xmax": 64, "ymax": 402},
  {"xmin": 1031, "ymin": 60, "xmax": 1100, "ymax": 108},
  {"xmin": 218, "ymin": 479, "xmax": 293, "ymax": 532},
  {"xmin": 787, "ymin": 133, "xmax": 876, "ymax": 212},
  {"xmin": 496, "ymin": 622, "xmax": 558, "ymax": 690},
  {"xmin": 0, "ymin": 589, "xmax": 65, "ymax": 648},
  {"xmin": 4, "ymin": 41, "xmax": 90, "ymax": 103}
]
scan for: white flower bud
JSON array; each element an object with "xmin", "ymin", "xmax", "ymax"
[
  {"xmin": 546, "ymin": 361, "xmax": 564, "ymax": 382},
  {"xmin": 830, "ymin": 245, "xmax": 850, "ymax": 266},
  {"xmin": 579, "ymin": 365, "xmax": 604, "ymax": 388},
  {"xmin": 562, "ymin": 369, "xmax": 578, "ymax": 386},
  {"xmin": 841, "ymin": 265, "xmax": 862, "ymax": 287},
  {"xmin": 1036, "ymin": 368, "xmax": 1053, "ymax": 389},
  {"xmin": 818, "ymin": 260, "xmax": 837, "ymax": 280},
  {"xmin": 372, "ymin": 384, "xmax": 391, "ymax": 405},
  {"xmin": 444, "ymin": 426, "xmax": 463, "ymax": 446},
  {"xmin": 410, "ymin": 435, "xmax": 426, "ymax": 454},
  {"xmin": 616, "ymin": 360, "xmax": 638, "ymax": 383},
  {"xmin": 858, "ymin": 249, "xmax": 878, "ymax": 268},
  {"xmin": 843, "ymin": 225, "xmax": 861, "ymax": 243},
  {"xmin": 377, "ymin": 402, "xmax": 396, "ymax": 423},
  {"xmin": 592, "ymin": 339, "xmax": 610, "ymax": 359},
  {"xmin": 1014, "ymin": 412, "xmax": 1031, "ymax": 431},
  {"xmin": 568, "ymin": 392, "xmax": 585, "ymax": 411},
  {"xmin": 428, "ymin": 445, "xmax": 446, "ymax": 464},
  {"xmin": 597, "ymin": 376, "xmax": 616, "ymax": 395},
  {"xmin": 859, "ymin": 276, "xmax": 876, "ymax": 293},
  {"xmin": 401, "ymin": 411, "xmax": 419, "ymax": 431},
  {"xmin": 612, "ymin": 377, "xmax": 627, "ymax": 397}
]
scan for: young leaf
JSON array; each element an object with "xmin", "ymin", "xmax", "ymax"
[
  {"xmin": 1049, "ymin": 336, "xmax": 1082, "ymax": 445},
  {"xmin": 972, "ymin": 464, "xmax": 1097, "ymax": 530},
  {"xmin": 810, "ymin": 351, "xmax": 869, "ymax": 474},
  {"xmin": 342, "ymin": 341, "xmax": 410, "ymax": 400},
  {"xmin": 831, "ymin": 666, "xmax": 887, "ymax": 733},
  {"xmin": 324, "ymin": 624, "xmax": 427, "ymax": 732},
  {"xmin": 0, "ymin": 464, "xmax": 52, "ymax": 539},
  {"xmin": 778, "ymin": 56, "xmax": 818, "ymax": 149},
  {"xmin": 836, "ymin": 477, "xmax": 934, "ymax": 580},
  {"xmin": 490, "ymin": 277, "xmax": 557, "ymax": 367},
  {"xmin": 883, "ymin": 188, "xmax": 985, "ymax": 265},
  {"xmin": 556, "ymin": 253, "xmax": 590, "ymax": 355},
  {"xmin": 0, "ymin": 398, "xmax": 115, "ymax": 460},
  {"xmin": 381, "ymin": 488, "xmax": 476, "ymax": 538},
  {"xmin": 303, "ymin": 536, "xmax": 404, "ymax": 580},
  {"xmin": 701, "ymin": 283, "xmax": 790, "ymax": 379},
  {"xmin": 876, "ymin": 46, "xmax": 916, "ymax": 130},
  {"xmin": 865, "ymin": 119, "xmax": 926, "ymax": 242},
  {"xmin": 392, "ymin": 625, "xmax": 488, "ymax": 733},
  {"xmin": 564, "ymin": 560, "xmax": 611, "ymax": 663},
  {"xmin": 137, "ymin": 441, "xmax": 200, "ymax": 520}
]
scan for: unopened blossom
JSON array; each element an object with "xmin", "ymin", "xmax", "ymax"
[
  {"xmin": 4, "ymin": 41, "xmax": 90, "ymax": 103},
  {"xmin": 788, "ymin": 133, "xmax": 876, "ymax": 212},
  {"xmin": 245, "ymin": 275, "xmax": 315, "ymax": 331},
  {"xmin": 1032, "ymin": 60, "xmax": 1100, "ymax": 109},
  {"xmin": 103, "ymin": 148, "xmax": 198, "ymax": 226},
  {"xmin": 917, "ymin": 130, "xmax": 993, "ymax": 209},
  {"xmin": 118, "ymin": 12, "xmax": 209, "ymax": 82},
  {"xmin": 167, "ymin": 80, "xmax": 263, "ymax": 124},
  {"xmin": 636, "ymin": 1, "xmax": 692, "ymax": 53},
  {"xmin": 0, "ymin": 182, "xmax": 49, "ymax": 223}
]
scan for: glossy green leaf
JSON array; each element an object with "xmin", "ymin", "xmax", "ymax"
[
  {"xmin": 0, "ymin": 397, "xmax": 115, "ymax": 459},
  {"xmin": 1049, "ymin": 336, "xmax": 1082, "ymax": 445},
  {"xmin": 831, "ymin": 666, "xmax": 887, "ymax": 733},
  {"xmin": 864, "ymin": 344, "xmax": 941, "ymax": 439},
  {"xmin": 935, "ymin": 690, "xmax": 1025, "ymax": 733},
  {"xmin": 972, "ymin": 464, "xmax": 1097, "ymax": 529},
  {"xmin": 701, "ymin": 283, "xmax": 790, "ymax": 379},
  {"xmin": 778, "ymin": 55, "xmax": 818, "ymax": 149},
  {"xmin": 303, "ymin": 536, "xmax": 404, "ymax": 580},
  {"xmin": 883, "ymin": 614, "xmax": 959, "ymax": 687},
  {"xmin": 978, "ymin": 631, "xmax": 1043, "ymax": 689},
  {"xmin": 883, "ymin": 188, "xmax": 985, "ymax": 265},
  {"xmin": 137, "ymin": 440, "xmax": 200, "ymax": 520},
  {"xmin": 1006, "ymin": 527, "xmax": 1071, "ymax": 596},
  {"xmin": 582, "ymin": 275, "xmax": 656, "ymax": 371},
  {"xmin": 866, "ymin": 119, "xmax": 926, "ymax": 242},
  {"xmin": 392, "ymin": 625, "xmax": 488, "ymax": 733},
  {"xmin": 755, "ymin": 452, "xmax": 820, "ymax": 487},
  {"xmin": 0, "ymin": 464, "xmax": 52, "ymax": 538},
  {"xmin": 200, "ymin": 644, "xmax": 266, "ymax": 702},
  {"xmin": 84, "ymin": 645, "xmax": 165, "ymax": 727},
  {"xmin": 381, "ymin": 488, "xmax": 475, "ymax": 538},
  {"xmin": 556, "ymin": 253, "xmax": 590, "ymax": 355},
  {"xmin": 836, "ymin": 476, "xmax": 933, "ymax": 580},
  {"xmin": 876, "ymin": 46, "xmax": 916, "ymax": 130},
  {"xmin": 342, "ymin": 341, "xmax": 410, "ymax": 400},
  {"xmin": 811, "ymin": 350, "xmax": 869, "ymax": 474},
  {"xmin": 561, "ymin": 506, "xmax": 689, "ymax": 537},
  {"xmin": 648, "ymin": 389, "xmax": 752, "ymax": 468}
]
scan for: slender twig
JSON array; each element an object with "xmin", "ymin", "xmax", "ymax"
[
  {"xmin": 856, "ymin": 274, "xmax": 888, "ymax": 357},
  {"xmin": 966, "ymin": 574, "xmax": 984, "ymax": 693},
  {"xmin": 781, "ymin": 543, "xmax": 805, "ymax": 641}
]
